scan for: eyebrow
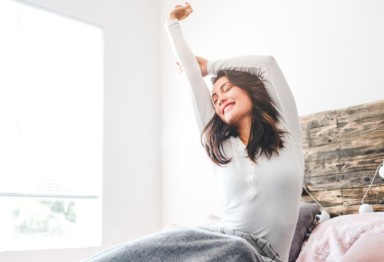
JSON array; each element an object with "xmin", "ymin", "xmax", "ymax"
[{"xmin": 211, "ymin": 82, "xmax": 231, "ymax": 99}]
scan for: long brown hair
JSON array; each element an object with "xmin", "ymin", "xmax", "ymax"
[{"xmin": 201, "ymin": 70, "xmax": 286, "ymax": 165}]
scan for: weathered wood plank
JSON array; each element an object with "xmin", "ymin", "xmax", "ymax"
[
  {"xmin": 300, "ymin": 111, "xmax": 337, "ymax": 129},
  {"xmin": 339, "ymin": 152, "xmax": 384, "ymax": 175},
  {"xmin": 308, "ymin": 125, "xmax": 338, "ymax": 147},
  {"xmin": 303, "ymin": 144, "xmax": 340, "ymax": 162},
  {"xmin": 336, "ymin": 101, "xmax": 384, "ymax": 123},
  {"xmin": 305, "ymin": 158, "xmax": 340, "ymax": 178},
  {"xmin": 304, "ymin": 170, "xmax": 384, "ymax": 191},
  {"xmin": 301, "ymin": 188, "xmax": 343, "ymax": 207},
  {"xmin": 342, "ymin": 185, "xmax": 384, "ymax": 206},
  {"xmin": 325, "ymin": 204, "xmax": 384, "ymax": 216}
]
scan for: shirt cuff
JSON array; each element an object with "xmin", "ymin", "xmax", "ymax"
[{"xmin": 165, "ymin": 18, "xmax": 179, "ymax": 26}]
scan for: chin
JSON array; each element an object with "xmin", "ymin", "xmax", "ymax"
[
  {"xmin": 220, "ymin": 113, "xmax": 238, "ymax": 126},
  {"xmin": 223, "ymin": 118, "xmax": 235, "ymax": 126}
]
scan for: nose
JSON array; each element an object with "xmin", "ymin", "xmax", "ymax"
[{"xmin": 218, "ymin": 95, "xmax": 227, "ymax": 106}]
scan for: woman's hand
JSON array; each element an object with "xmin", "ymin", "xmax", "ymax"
[
  {"xmin": 196, "ymin": 56, "xmax": 208, "ymax": 77},
  {"xmin": 168, "ymin": 2, "xmax": 193, "ymax": 20}
]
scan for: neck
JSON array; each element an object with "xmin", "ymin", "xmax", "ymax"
[{"xmin": 237, "ymin": 119, "xmax": 251, "ymax": 145}]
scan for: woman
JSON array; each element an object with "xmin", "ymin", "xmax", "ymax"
[
  {"xmin": 85, "ymin": 3, "xmax": 304, "ymax": 262},
  {"xmin": 166, "ymin": 3, "xmax": 304, "ymax": 262}
]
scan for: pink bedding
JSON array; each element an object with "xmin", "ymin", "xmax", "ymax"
[{"xmin": 297, "ymin": 212, "xmax": 384, "ymax": 262}]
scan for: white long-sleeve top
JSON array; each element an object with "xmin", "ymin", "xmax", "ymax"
[{"xmin": 166, "ymin": 19, "xmax": 304, "ymax": 262}]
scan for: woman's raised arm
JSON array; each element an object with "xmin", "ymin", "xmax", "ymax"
[{"xmin": 165, "ymin": 4, "xmax": 214, "ymax": 131}]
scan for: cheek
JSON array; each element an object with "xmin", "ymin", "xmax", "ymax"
[
  {"xmin": 215, "ymin": 108, "xmax": 225, "ymax": 122},
  {"xmin": 245, "ymin": 98, "xmax": 254, "ymax": 111},
  {"xmin": 244, "ymin": 102, "xmax": 254, "ymax": 116},
  {"xmin": 238, "ymin": 92, "xmax": 253, "ymax": 110}
]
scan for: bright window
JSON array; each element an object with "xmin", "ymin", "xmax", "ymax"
[{"xmin": 0, "ymin": 0, "xmax": 103, "ymax": 251}]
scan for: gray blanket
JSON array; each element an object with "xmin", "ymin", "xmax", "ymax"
[{"xmin": 84, "ymin": 227, "xmax": 282, "ymax": 262}]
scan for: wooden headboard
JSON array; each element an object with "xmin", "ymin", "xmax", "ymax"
[{"xmin": 300, "ymin": 100, "xmax": 384, "ymax": 216}]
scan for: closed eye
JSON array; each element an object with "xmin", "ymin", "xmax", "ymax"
[
  {"xmin": 222, "ymin": 83, "xmax": 233, "ymax": 92},
  {"xmin": 212, "ymin": 95, "xmax": 218, "ymax": 105},
  {"xmin": 212, "ymin": 82, "xmax": 232, "ymax": 106}
]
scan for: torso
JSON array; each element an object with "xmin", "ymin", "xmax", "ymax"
[{"xmin": 214, "ymin": 136, "xmax": 303, "ymax": 259}]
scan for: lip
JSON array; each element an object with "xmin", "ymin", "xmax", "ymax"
[{"xmin": 222, "ymin": 102, "xmax": 235, "ymax": 114}]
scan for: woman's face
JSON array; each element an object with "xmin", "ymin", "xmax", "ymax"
[{"xmin": 211, "ymin": 76, "xmax": 253, "ymax": 126}]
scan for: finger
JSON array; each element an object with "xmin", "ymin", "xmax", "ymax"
[
  {"xmin": 185, "ymin": 2, "xmax": 192, "ymax": 10},
  {"xmin": 185, "ymin": 6, "xmax": 193, "ymax": 14},
  {"xmin": 184, "ymin": 8, "xmax": 192, "ymax": 15}
]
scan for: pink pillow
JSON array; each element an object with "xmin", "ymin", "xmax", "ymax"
[{"xmin": 341, "ymin": 232, "xmax": 384, "ymax": 262}]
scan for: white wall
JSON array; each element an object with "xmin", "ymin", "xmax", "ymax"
[
  {"xmin": 160, "ymin": 0, "xmax": 384, "ymax": 227},
  {"xmin": 0, "ymin": 0, "xmax": 161, "ymax": 261}
]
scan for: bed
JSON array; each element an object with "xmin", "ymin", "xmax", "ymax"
[{"xmin": 289, "ymin": 99, "xmax": 384, "ymax": 262}]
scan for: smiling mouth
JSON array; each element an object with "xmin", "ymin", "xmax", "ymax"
[{"xmin": 222, "ymin": 102, "xmax": 235, "ymax": 114}]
